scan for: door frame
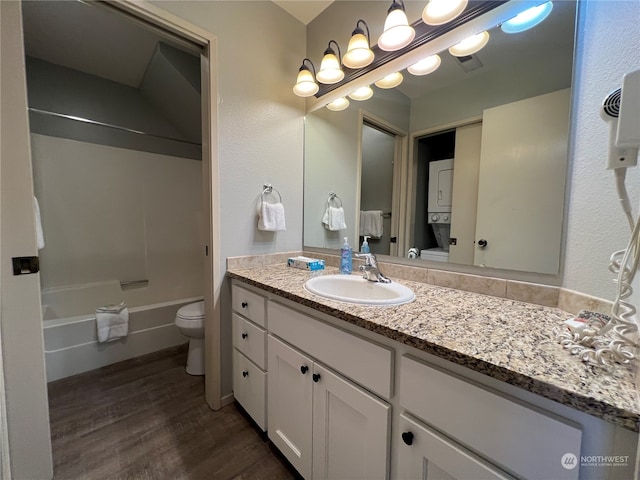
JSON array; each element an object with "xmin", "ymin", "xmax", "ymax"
[
  {"xmin": 357, "ymin": 110, "xmax": 407, "ymax": 257},
  {"xmin": 107, "ymin": 0, "xmax": 222, "ymax": 409},
  {"xmin": 404, "ymin": 115, "xmax": 482, "ymax": 257}
]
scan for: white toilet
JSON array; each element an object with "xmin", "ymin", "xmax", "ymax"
[{"xmin": 175, "ymin": 301, "xmax": 205, "ymax": 375}]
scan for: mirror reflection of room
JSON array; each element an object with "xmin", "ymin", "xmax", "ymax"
[{"xmin": 303, "ymin": 0, "xmax": 576, "ymax": 275}]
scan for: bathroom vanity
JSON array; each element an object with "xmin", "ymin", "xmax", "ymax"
[{"xmin": 228, "ymin": 264, "xmax": 639, "ymax": 480}]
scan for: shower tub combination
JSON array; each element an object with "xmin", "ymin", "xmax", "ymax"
[{"xmin": 42, "ymin": 280, "xmax": 202, "ymax": 382}]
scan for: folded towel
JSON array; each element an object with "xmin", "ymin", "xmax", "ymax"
[
  {"xmin": 322, "ymin": 206, "xmax": 347, "ymax": 231},
  {"xmin": 96, "ymin": 302, "xmax": 129, "ymax": 343},
  {"xmin": 359, "ymin": 210, "xmax": 383, "ymax": 238},
  {"xmin": 34, "ymin": 196, "xmax": 45, "ymax": 250},
  {"xmin": 258, "ymin": 201, "xmax": 286, "ymax": 231}
]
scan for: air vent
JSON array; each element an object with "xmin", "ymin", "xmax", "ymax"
[
  {"xmin": 603, "ymin": 88, "xmax": 622, "ymax": 118},
  {"xmin": 455, "ymin": 54, "xmax": 483, "ymax": 73}
]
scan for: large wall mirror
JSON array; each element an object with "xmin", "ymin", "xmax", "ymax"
[{"xmin": 303, "ymin": 0, "xmax": 577, "ymax": 275}]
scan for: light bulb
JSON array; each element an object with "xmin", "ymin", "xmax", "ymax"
[
  {"xmin": 378, "ymin": 8, "xmax": 415, "ymax": 51},
  {"xmin": 501, "ymin": 2, "xmax": 553, "ymax": 34},
  {"xmin": 448, "ymin": 31, "xmax": 490, "ymax": 57},
  {"xmin": 349, "ymin": 86, "xmax": 374, "ymax": 101},
  {"xmin": 343, "ymin": 33, "xmax": 375, "ymax": 69},
  {"xmin": 407, "ymin": 54, "xmax": 441, "ymax": 76},
  {"xmin": 293, "ymin": 68, "xmax": 319, "ymax": 97},
  {"xmin": 422, "ymin": 0, "xmax": 468, "ymax": 25},
  {"xmin": 326, "ymin": 97, "xmax": 350, "ymax": 111},
  {"xmin": 375, "ymin": 72, "xmax": 404, "ymax": 89}
]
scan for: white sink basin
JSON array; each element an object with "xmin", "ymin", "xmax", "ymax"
[{"xmin": 304, "ymin": 274, "xmax": 415, "ymax": 306}]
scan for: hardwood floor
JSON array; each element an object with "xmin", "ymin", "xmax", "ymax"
[{"xmin": 47, "ymin": 345, "xmax": 298, "ymax": 480}]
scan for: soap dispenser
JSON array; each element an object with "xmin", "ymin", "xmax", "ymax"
[
  {"xmin": 340, "ymin": 237, "xmax": 352, "ymax": 274},
  {"xmin": 361, "ymin": 236, "xmax": 370, "ymax": 254}
]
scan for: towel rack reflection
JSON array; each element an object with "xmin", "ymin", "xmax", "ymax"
[
  {"xmin": 262, "ymin": 184, "xmax": 283, "ymax": 203},
  {"xmin": 327, "ymin": 192, "xmax": 342, "ymax": 208},
  {"xmin": 382, "ymin": 211, "xmax": 392, "ymax": 218}
]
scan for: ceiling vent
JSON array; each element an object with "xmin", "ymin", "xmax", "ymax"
[{"xmin": 455, "ymin": 54, "xmax": 483, "ymax": 73}]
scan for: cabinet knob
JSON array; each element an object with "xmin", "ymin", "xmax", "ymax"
[
  {"xmin": 242, "ymin": 370, "xmax": 248, "ymax": 378},
  {"xmin": 477, "ymin": 239, "xmax": 488, "ymax": 248},
  {"xmin": 402, "ymin": 431, "xmax": 414, "ymax": 446},
  {"xmin": 312, "ymin": 373, "xmax": 321, "ymax": 383},
  {"xmin": 300, "ymin": 365, "xmax": 309, "ymax": 374},
  {"xmin": 241, "ymin": 301, "xmax": 248, "ymax": 308},
  {"xmin": 241, "ymin": 332, "xmax": 248, "ymax": 339}
]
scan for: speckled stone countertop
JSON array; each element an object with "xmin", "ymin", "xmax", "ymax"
[{"xmin": 227, "ymin": 264, "xmax": 640, "ymax": 432}]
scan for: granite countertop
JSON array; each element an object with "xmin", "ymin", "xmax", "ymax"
[{"xmin": 227, "ymin": 264, "xmax": 639, "ymax": 432}]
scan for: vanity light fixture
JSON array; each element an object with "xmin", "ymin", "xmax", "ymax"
[
  {"xmin": 407, "ymin": 54, "xmax": 441, "ymax": 75},
  {"xmin": 326, "ymin": 97, "xmax": 350, "ymax": 111},
  {"xmin": 501, "ymin": 1, "xmax": 553, "ymax": 34},
  {"xmin": 343, "ymin": 20, "xmax": 375, "ymax": 69},
  {"xmin": 378, "ymin": 0, "xmax": 415, "ymax": 52},
  {"xmin": 348, "ymin": 85, "xmax": 374, "ymax": 101},
  {"xmin": 293, "ymin": 58, "xmax": 319, "ymax": 97},
  {"xmin": 374, "ymin": 71, "xmax": 404, "ymax": 89},
  {"xmin": 422, "ymin": 0, "xmax": 468, "ymax": 26},
  {"xmin": 448, "ymin": 30, "xmax": 490, "ymax": 57},
  {"xmin": 317, "ymin": 40, "xmax": 345, "ymax": 84}
]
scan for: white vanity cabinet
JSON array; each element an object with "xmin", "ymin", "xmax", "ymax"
[
  {"xmin": 397, "ymin": 354, "xmax": 582, "ymax": 480},
  {"xmin": 268, "ymin": 302, "xmax": 392, "ymax": 480},
  {"xmin": 231, "ymin": 284, "xmax": 267, "ymax": 430}
]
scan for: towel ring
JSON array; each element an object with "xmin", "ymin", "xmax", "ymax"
[
  {"xmin": 261, "ymin": 184, "xmax": 283, "ymax": 204},
  {"xmin": 327, "ymin": 192, "xmax": 342, "ymax": 208}
]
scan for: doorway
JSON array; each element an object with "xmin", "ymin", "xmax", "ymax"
[
  {"xmin": 358, "ymin": 112, "xmax": 406, "ymax": 257},
  {"xmin": 1, "ymin": 2, "xmax": 219, "ymax": 476}
]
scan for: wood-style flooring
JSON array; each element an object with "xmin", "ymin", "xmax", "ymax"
[{"xmin": 47, "ymin": 345, "xmax": 298, "ymax": 480}]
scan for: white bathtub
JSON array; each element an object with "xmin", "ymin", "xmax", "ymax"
[{"xmin": 42, "ymin": 281, "xmax": 202, "ymax": 382}]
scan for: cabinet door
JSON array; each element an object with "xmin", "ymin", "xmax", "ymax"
[
  {"xmin": 312, "ymin": 363, "xmax": 391, "ymax": 480},
  {"xmin": 396, "ymin": 413, "xmax": 514, "ymax": 480},
  {"xmin": 268, "ymin": 335, "xmax": 313, "ymax": 479}
]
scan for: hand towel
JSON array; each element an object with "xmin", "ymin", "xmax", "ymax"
[
  {"xmin": 258, "ymin": 201, "xmax": 286, "ymax": 231},
  {"xmin": 322, "ymin": 206, "xmax": 347, "ymax": 231},
  {"xmin": 96, "ymin": 302, "xmax": 129, "ymax": 343},
  {"xmin": 359, "ymin": 210, "xmax": 383, "ymax": 238},
  {"xmin": 34, "ymin": 196, "xmax": 45, "ymax": 250}
]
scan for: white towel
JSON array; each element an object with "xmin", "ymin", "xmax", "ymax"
[
  {"xmin": 258, "ymin": 201, "xmax": 286, "ymax": 231},
  {"xmin": 359, "ymin": 210, "xmax": 383, "ymax": 238},
  {"xmin": 96, "ymin": 302, "xmax": 129, "ymax": 343},
  {"xmin": 322, "ymin": 206, "xmax": 347, "ymax": 231},
  {"xmin": 34, "ymin": 196, "xmax": 45, "ymax": 250}
]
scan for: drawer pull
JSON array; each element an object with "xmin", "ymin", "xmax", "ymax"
[
  {"xmin": 242, "ymin": 370, "xmax": 249, "ymax": 378},
  {"xmin": 241, "ymin": 332, "xmax": 248, "ymax": 339},
  {"xmin": 300, "ymin": 365, "xmax": 309, "ymax": 374},
  {"xmin": 241, "ymin": 301, "xmax": 248, "ymax": 308},
  {"xmin": 401, "ymin": 431, "xmax": 414, "ymax": 446},
  {"xmin": 313, "ymin": 373, "xmax": 321, "ymax": 383}
]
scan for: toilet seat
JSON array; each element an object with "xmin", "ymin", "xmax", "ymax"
[{"xmin": 177, "ymin": 301, "xmax": 205, "ymax": 320}]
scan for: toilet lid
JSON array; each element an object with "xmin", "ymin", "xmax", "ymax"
[{"xmin": 177, "ymin": 301, "xmax": 205, "ymax": 320}]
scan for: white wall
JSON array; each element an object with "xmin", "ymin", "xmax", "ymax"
[
  {"xmin": 150, "ymin": 1, "xmax": 305, "ymax": 398},
  {"xmin": 31, "ymin": 134, "xmax": 203, "ymax": 312},
  {"xmin": 563, "ymin": 2, "xmax": 640, "ymax": 301}
]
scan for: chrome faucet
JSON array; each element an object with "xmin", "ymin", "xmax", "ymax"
[{"xmin": 354, "ymin": 253, "xmax": 391, "ymax": 283}]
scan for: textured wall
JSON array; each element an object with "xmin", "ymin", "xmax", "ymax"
[{"xmin": 563, "ymin": 2, "xmax": 640, "ymax": 301}]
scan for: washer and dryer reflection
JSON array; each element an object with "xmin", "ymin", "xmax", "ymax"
[{"xmin": 421, "ymin": 159, "xmax": 453, "ymax": 262}]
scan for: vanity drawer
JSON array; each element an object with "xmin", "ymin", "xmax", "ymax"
[
  {"xmin": 268, "ymin": 300, "xmax": 393, "ymax": 399},
  {"xmin": 232, "ymin": 313, "xmax": 266, "ymax": 369},
  {"xmin": 232, "ymin": 283, "xmax": 266, "ymax": 327},
  {"xmin": 233, "ymin": 349, "xmax": 267, "ymax": 431},
  {"xmin": 399, "ymin": 355, "xmax": 581, "ymax": 480}
]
